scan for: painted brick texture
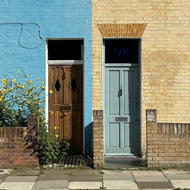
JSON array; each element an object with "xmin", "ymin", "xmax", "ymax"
[
  {"xmin": 147, "ymin": 110, "xmax": 190, "ymax": 167},
  {"xmin": 92, "ymin": 0, "xmax": 190, "ymax": 154},
  {"xmin": 0, "ymin": 0, "xmax": 92, "ymax": 153},
  {"xmin": 0, "ymin": 118, "xmax": 39, "ymax": 168}
]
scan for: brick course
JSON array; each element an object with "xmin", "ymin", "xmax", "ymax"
[
  {"xmin": 0, "ymin": 117, "xmax": 39, "ymax": 168},
  {"xmin": 98, "ymin": 24, "xmax": 147, "ymax": 37},
  {"xmin": 93, "ymin": 110, "xmax": 104, "ymax": 168},
  {"xmin": 146, "ymin": 109, "xmax": 190, "ymax": 167},
  {"xmin": 92, "ymin": 0, "xmax": 190, "ymax": 155}
]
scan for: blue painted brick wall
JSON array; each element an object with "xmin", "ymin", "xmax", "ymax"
[{"xmin": 0, "ymin": 0, "xmax": 92, "ymax": 153}]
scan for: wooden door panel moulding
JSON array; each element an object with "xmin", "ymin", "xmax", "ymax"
[
  {"xmin": 97, "ymin": 24, "xmax": 147, "ymax": 38},
  {"xmin": 48, "ymin": 65, "xmax": 83, "ymax": 155}
]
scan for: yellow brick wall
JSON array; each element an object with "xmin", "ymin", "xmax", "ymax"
[{"xmin": 92, "ymin": 0, "xmax": 190, "ymax": 155}]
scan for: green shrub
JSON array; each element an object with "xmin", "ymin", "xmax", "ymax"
[
  {"xmin": 38, "ymin": 120, "xmax": 70, "ymax": 165},
  {"xmin": 0, "ymin": 70, "xmax": 70, "ymax": 165},
  {"xmin": 0, "ymin": 71, "xmax": 45, "ymax": 126}
]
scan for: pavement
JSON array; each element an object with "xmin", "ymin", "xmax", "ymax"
[{"xmin": 0, "ymin": 168, "xmax": 190, "ymax": 190}]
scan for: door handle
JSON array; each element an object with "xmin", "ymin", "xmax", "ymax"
[
  {"xmin": 64, "ymin": 113, "xmax": 67, "ymax": 116},
  {"xmin": 118, "ymin": 88, "xmax": 122, "ymax": 97}
]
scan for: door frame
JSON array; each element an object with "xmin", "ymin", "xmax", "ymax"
[
  {"xmin": 45, "ymin": 38, "xmax": 85, "ymax": 154},
  {"xmin": 103, "ymin": 38, "xmax": 142, "ymax": 156}
]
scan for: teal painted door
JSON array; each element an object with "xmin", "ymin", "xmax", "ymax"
[{"xmin": 105, "ymin": 66, "xmax": 140, "ymax": 155}]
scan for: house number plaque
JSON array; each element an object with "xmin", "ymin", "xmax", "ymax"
[{"xmin": 115, "ymin": 117, "xmax": 128, "ymax": 122}]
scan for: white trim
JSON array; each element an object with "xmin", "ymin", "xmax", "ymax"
[
  {"xmin": 47, "ymin": 38, "xmax": 84, "ymax": 40},
  {"xmin": 45, "ymin": 40, "xmax": 49, "ymax": 131},
  {"xmin": 82, "ymin": 40, "xmax": 85, "ymax": 155},
  {"xmin": 103, "ymin": 40, "xmax": 106, "ymax": 155},
  {"xmin": 48, "ymin": 60, "xmax": 84, "ymax": 65},
  {"xmin": 103, "ymin": 38, "xmax": 142, "ymax": 156},
  {"xmin": 46, "ymin": 39, "xmax": 85, "ymax": 155}
]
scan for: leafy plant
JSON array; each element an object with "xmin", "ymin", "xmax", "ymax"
[
  {"xmin": 38, "ymin": 120, "xmax": 70, "ymax": 166},
  {"xmin": 0, "ymin": 70, "xmax": 70, "ymax": 165},
  {"xmin": 0, "ymin": 71, "xmax": 45, "ymax": 126}
]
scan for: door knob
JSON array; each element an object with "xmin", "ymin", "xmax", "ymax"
[
  {"xmin": 118, "ymin": 89, "xmax": 122, "ymax": 97},
  {"xmin": 64, "ymin": 113, "xmax": 67, "ymax": 116}
]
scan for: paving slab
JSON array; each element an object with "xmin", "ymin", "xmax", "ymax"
[
  {"xmin": 102, "ymin": 170, "xmax": 132, "ymax": 175},
  {"xmin": 69, "ymin": 182, "xmax": 102, "ymax": 189},
  {"xmin": 166, "ymin": 174, "xmax": 190, "ymax": 180},
  {"xmin": 136, "ymin": 182, "xmax": 173, "ymax": 189},
  {"xmin": 0, "ymin": 174, "xmax": 9, "ymax": 181},
  {"xmin": 163, "ymin": 170, "xmax": 190, "ymax": 175},
  {"xmin": 0, "ymin": 182, "xmax": 35, "ymax": 190},
  {"xmin": 132, "ymin": 171, "xmax": 168, "ymax": 182},
  {"xmin": 103, "ymin": 171, "xmax": 134, "ymax": 180},
  {"xmin": 69, "ymin": 170, "xmax": 102, "ymax": 182},
  {"xmin": 32, "ymin": 180, "xmax": 68, "ymax": 189},
  {"xmin": 103, "ymin": 174, "xmax": 134, "ymax": 180},
  {"xmin": 104, "ymin": 180, "xmax": 138, "ymax": 190},
  {"xmin": 70, "ymin": 175, "xmax": 102, "ymax": 182},
  {"xmin": 170, "ymin": 180, "xmax": 190, "ymax": 189},
  {"xmin": 102, "ymin": 170, "xmax": 134, "ymax": 180},
  {"xmin": 4, "ymin": 176, "xmax": 38, "ymax": 182},
  {"xmin": 10, "ymin": 169, "xmax": 40, "ymax": 176},
  {"xmin": 38, "ymin": 170, "xmax": 70, "ymax": 181}
]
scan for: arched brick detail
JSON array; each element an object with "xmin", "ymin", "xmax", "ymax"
[{"xmin": 97, "ymin": 23, "xmax": 147, "ymax": 37}]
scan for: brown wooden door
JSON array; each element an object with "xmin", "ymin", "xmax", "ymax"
[{"xmin": 48, "ymin": 65, "xmax": 83, "ymax": 155}]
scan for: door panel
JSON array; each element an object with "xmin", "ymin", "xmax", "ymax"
[
  {"xmin": 105, "ymin": 66, "xmax": 140, "ymax": 155},
  {"xmin": 109, "ymin": 71, "xmax": 120, "ymax": 115},
  {"xmin": 109, "ymin": 123, "xmax": 120, "ymax": 147},
  {"xmin": 124, "ymin": 123, "xmax": 134, "ymax": 147},
  {"xmin": 48, "ymin": 65, "xmax": 83, "ymax": 155},
  {"xmin": 124, "ymin": 70, "xmax": 135, "ymax": 115}
]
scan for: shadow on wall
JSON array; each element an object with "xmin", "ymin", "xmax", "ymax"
[
  {"xmin": 24, "ymin": 118, "xmax": 39, "ymax": 157},
  {"xmin": 85, "ymin": 122, "xmax": 93, "ymax": 155}
]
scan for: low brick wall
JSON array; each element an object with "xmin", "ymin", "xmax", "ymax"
[
  {"xmin": 93, "ymin": 110, "xmax": 104, "ymax": 168},
  {"xmin": 0, "ymin": 117, "xmax": 39, "ymax": 168},
  {"xmin": 147, "ymin": 109, "xmax": 190, "ymax": 167}
]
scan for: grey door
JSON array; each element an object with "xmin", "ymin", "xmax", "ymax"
[{"xmin": 105, "ymin": 66, "xmax": 140, "ymax": 155}]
